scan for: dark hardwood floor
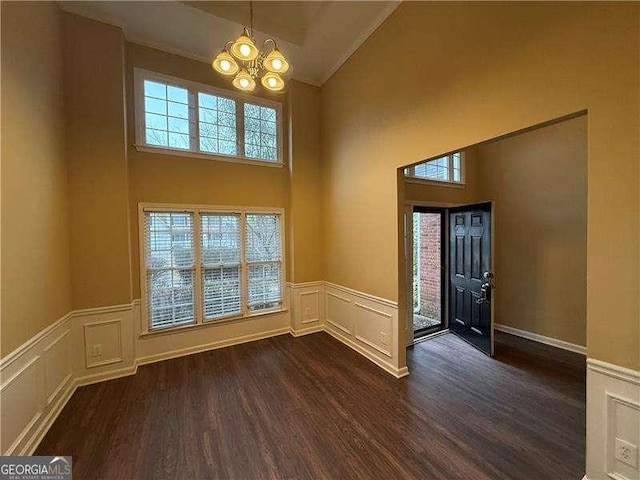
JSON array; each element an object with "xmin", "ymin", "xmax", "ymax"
[{"xmin": 36, "ymin": 331, "xmax": 586, "ymax": 480}]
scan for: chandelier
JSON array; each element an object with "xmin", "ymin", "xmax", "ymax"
[{"xmin": 212, "ymin": 1, "xmax": 289, "ymax": 93}]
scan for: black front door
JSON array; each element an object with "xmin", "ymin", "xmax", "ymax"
[{"xmin": 449, "ymin": 202, "xmax": 494, "ymax": 356}]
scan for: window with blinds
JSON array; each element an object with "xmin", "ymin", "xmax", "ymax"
[
  {"xmin": 136, "ymin": 69, "xmax": 282, "ymax": 165},
  {"xmin": 142, "ymin": 206, "xmax": 284, "ymax": 331},
  {"xmin": 246, "ymin": 214, "xmax": 282, "ymax": 312},
  {"xmin": 405, "ymin": 152, "xmax": 465, "ymax": 184},
  {"xmin": 145, "ymin": 212, "xmax": 195, "ymax": 329},
  {"xmin": 201, "ymin": 213, "xmax": 241, "ymax": 319}
]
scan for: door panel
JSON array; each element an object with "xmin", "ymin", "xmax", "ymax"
[{"xmin": 449, "ymin": 202, "xmax": 494, "ymax": 356}]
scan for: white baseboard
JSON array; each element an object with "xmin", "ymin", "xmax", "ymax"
[
  {"xmin": 290, "ymin": 325, "xmax": 324, "ymax": 337},
  {"xmin": 495, "ymin": 323, "xmax": 586, "ymax": 355},
  {"xmin": 136, "ymin": 327, "xmax": 291, "ymax": 366},
  {"xmin": 75, "ymin": 365, "xmax": 138, "ymax": 388}
]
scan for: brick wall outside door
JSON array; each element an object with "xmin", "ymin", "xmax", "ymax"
[{"xmin": 417, "ymin": 213, "xmax": 441, "ymax": 322}]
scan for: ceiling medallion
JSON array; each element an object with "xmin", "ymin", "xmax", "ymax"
[{"xmin": 212, "ymin": 1, "xmax": 289, "ymax": 93}]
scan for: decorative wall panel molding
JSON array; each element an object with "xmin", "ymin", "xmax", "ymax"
[
  {"xmin": 289, "ymin": 282, "xmax": 324, "ymax": 335},
  {"xmin": 586, "ymin": 358, "xmax": 640, "ymax": 480},
  {"xmin": 324, "ymin": 282, "xmax": 405, "ymax": 378}
]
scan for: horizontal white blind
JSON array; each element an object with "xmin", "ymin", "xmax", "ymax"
[
  {"xmin": 201, "ymin": 213, "xmax": 242, "ymax": 319},
  {"xmin": 145, "ymin": 212, "xmax": 195, "ymax": 329},
  {"xmin": 245, "ymin": 213, "xmax": 282, "ymax": 312},
  {"xmin": 142, "ymin": 207, "xmax": 284, "ymax": 331},
  {"xmin": 248, "ymin": 263, "xmax": 281, "ymax": 310}
]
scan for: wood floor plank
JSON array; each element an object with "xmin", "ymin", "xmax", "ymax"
[{"xmin": 35, "ymin": 331, "xmax": 585, "ymax": 479}]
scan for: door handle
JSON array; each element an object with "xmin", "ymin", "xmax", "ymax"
[{"xmin": 476, "ymin": 272, "xmax": 495, "ymax": 304}]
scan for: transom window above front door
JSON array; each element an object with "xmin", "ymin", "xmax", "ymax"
[{"xmin": 405, "ymin": 152, "xmax": 464, "ymax": 185}]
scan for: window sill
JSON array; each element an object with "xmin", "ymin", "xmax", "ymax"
[
  {"xmin": 134, "ymin": 144, "xmax": 284, "ymax": 168},
  {"xmin": 405, "ymin": 176, "xmax": 466, "ymax": 189},
  {"xmin": 139, "ymin": 308, "xmax": 289, "ymax": 339}
]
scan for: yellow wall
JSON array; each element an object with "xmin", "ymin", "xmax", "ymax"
[
  {"xmin": 0, "ymin": 10, "xmax": 322, "ymax": 355},
  {"xmin": 288, "ymin": 82, "xmax": 324, "ymax": 283},
  {"xmin": 1, "ymin": 2, "xmax": 72, "ymax": 356},
  {"xmin": 322, "ymin": 3, "xmax": 639, "ymax": 369},
  {"xmin": 64, "ymin": 13, "xmax": 132, "ymax": 309},
  {"xmin": 475, "ymin": 116, "xmax": 587, "ymax": 346}
]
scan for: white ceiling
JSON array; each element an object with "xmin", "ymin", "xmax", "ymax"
[{"xmin": 59, "ymin": 1, "xmax": 400, "ymax": 86}]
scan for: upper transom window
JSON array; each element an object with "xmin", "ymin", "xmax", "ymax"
[
  {"xmin": 135, "ymin": 69, "xmax": 283, "ymax": 166},
  {"xmin": 405, "ymin": 152, "xmax": 464, "ymax": 184}
]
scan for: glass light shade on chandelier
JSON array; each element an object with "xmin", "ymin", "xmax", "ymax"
[
  {"xmin": 232, "ymin": 69, "xmax": 256, "ymax": 92},
  {"xmin": 212, "ymin": 50, "xmax": 239, "ymax": 76},
  {"xmin": 261, "ymin": 72, "xmax": 284, "ymax": 91},
  {"xmin": 229, "ymin": 28, "xmax": 259, "ymax": 61},
  {"xmin": 263, "ymin": 48, "xmax": 289, "ymax": 74}
]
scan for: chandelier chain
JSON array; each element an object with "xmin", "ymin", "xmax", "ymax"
[{"xmin": 249, "ymin": 1, "xmax": 254, "ymax": 37}]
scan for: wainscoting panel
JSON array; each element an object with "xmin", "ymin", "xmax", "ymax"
[
  {"xmin": 71, "ymin": 304, "xmax": 136, "ymax": 386},
  {"xmin": 325, "ymin": 290, "xmax": 353, "ymax": 335},
  {"xmin": 0, "ymin": 356, "xmax": 42, "ymax": 454},
  {"xmin": 353, "ymin": 302, "xmax": 393, "ymax": 358},
  {"xmin": 43, "ymin": 330, "xmax": 71, "ymax": 406},
  {"xmin": 289, "ymin": 282, "xmax": 324, "ymax": 336},
  {"xmin": 0, "ymin": 314, "xmax": 73, "ymax": 455},
  {"xmin": 324, "ymin": 283, "xmax": 406, "ymax": 378},
  {"xmin": 586, "ymin": 359, "xmax": 640, "ymax": 480},
  {"xmin": 83, "ymin": 319, "xmax": 123, "ymax": 369},
  {"xmin": 135, "ymin": 305, "xmax": 291, "ymax": 366}
]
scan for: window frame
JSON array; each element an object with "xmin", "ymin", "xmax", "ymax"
[
  {"xmin": 134, "ymin": 68, "xmax": 284, "ymax": 168},
  {"xmin": 405, "ymin": 152, "xmax": 466, "ymax": 187},
  {"xmin": 138, "ymin": 202, "xmax": 286, "ymax": 336}
]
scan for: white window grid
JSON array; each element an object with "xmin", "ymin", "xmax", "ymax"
[
  {"xmin": 139, "ymin": 204, "xmax": 285, "ymax": 333},
  {"xmin": 134, "ymin": 68, "xmax": 284, "ymax": 166},
  {"xmin": 405, "ymin": 152, "xmax": 465, "ymax": 184}
]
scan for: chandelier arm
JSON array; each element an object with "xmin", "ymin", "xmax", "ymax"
[{"xmin": 263, "ymin": 38, "xmax": 277, "ymax": 54}]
